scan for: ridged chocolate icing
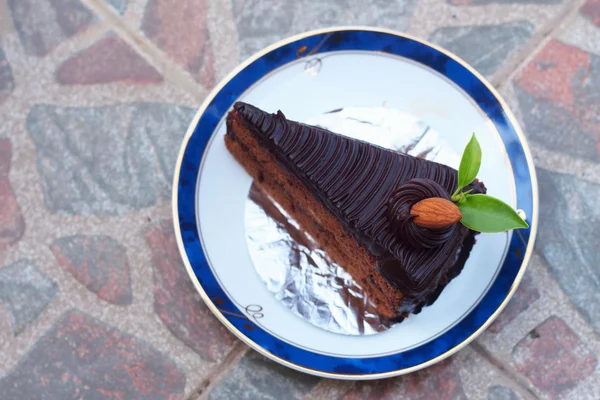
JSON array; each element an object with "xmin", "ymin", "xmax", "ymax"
[
  {"xmin": 387, "ymin": 178, "xmax": 456, "ymax": 249},
  {"xmin": 230, "ymin": 102, "xmax": 485, "ymax": 313}
]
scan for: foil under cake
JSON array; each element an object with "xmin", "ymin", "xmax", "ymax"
[{"xmin": 244, "ymin": 106, "xmax": 461, "ymax": 336}]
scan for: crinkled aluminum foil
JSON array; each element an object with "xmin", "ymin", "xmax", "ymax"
[{"xmin": 244, "ymin": 107, "xmax": 460, "ymax": 335}]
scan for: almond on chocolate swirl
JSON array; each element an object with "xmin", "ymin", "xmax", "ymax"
[
  {"xmin": 387, "ymin": 178, "xmax": 458, "ymax": 249},
  {"xmin": 225, "ymin": 102, "xmax": 487, "ymax": 319}
]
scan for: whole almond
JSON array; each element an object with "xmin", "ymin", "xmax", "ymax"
[{"xmin": 410, "ymin": 197, "xmax": 462, "ymax": 229}]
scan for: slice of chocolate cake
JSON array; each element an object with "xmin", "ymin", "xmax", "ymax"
[{"xmin": 225, "ymin": 102, "xmax": 486, "ymax": 320}]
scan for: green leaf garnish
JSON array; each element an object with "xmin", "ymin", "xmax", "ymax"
[
  {"xmin": 458, "ymin": 194, "xmax": 529, "ymax": 232},
  {"xmin": 451, "ymin": 134, "xmax": 528, "ymax": 233},
  {"xmin": 457, "ymin": 133, "xmax": 482, "ymax": 192}
]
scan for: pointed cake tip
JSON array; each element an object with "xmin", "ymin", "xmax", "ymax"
[
  {"xmin": 233, "ymin": 101, "xmax": 251, "ymax": 116},
  {"xmin": 232, "ymin": 102, "xmax": 288, "ymax": 129},
  {"xmin": 233, "ymin": 101, "xmax": 268, "ymax": 123}
]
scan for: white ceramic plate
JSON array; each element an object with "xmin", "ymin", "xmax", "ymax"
[{"xmin": 173, "ymin": 27, "xmax": 538, "ymax": 379}]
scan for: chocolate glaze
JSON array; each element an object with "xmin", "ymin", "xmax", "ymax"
[
  {"xmin": 229, "ymin": 102, "xmax": 486, "ymax": 313},
  {"xmin": 387, "ymin": 178, "xmax": 456, "ymax": 249}
]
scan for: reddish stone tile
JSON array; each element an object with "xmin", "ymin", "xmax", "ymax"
[
  {"xmin": 581, "ymin": 0, "xmax": 600, "ymax": 26},
  {"xmin": 488, "ymin": 271, "xmax": 540, "ymax": 333},
  {"xmin": 8, "ymin": 0, "xmax": 93, "ymax": 56},
  {"xmin": 515, "ymin": 40, "xmax": 600, "ymax": 160},
  {"xmin": 341, "ymin": 380, "xmax": 395, "ymax": 400},
  {"xmin": 145, "ymin": 220, "xmax": 235, "ymax": 361},
  {"xmin": 56, "ymin": 35, "xmax": 163, "ymax": 85},
  {"xmin": 405, "ymin": 359, "xmax": 467, "ymax": 400},
  {"xmin": 0, "ymin": 310, "xmax": 186, "ymax": 399},
  {"xmin": 50, "ymin": 235, "xmax": 132, "ymax": 305},
  {"xmin": 141, "ymin": 0, "xmax": 214, "ymax": 88},
  {"xmin": 0, "ymin": 260, "xmax": 58, "ymax": 335},
  {"xmin": 0, "ymin": 48, "xmax": 14, "ymax": 105},
  {"xmin": 517, "ymin": 40, "xmax": 589, "ymax": 108},
  {"xmin": 341, "ymin": 359, "xmax": 465, "ymax": 400},
  {"xmin": 0, "ymin": 139, "xmax": 25, "ymax": 254},
  {"xmin": 513, "ymin": 316, "xmax": 597, "ymax": 398}
]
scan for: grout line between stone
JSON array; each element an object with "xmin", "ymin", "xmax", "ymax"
[
  {"xmin": 80, "ymin": 0, "xmax": 207, "ymax": 102},
  {"xmin": 186, "ymin": 341, "xmax": 249, "ymax": 400},
  {"xmin": 491, "ymin": 0, "xmax": 589, "ymax": 89},
  {"xmin": 471, "ymin": 340, "xmax": 539, "ymax": 400},
  {"xmin": 530, "ymin": 142, "xmax": 600, "ymax": 183}
]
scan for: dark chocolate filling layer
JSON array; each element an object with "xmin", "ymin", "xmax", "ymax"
[{"xmin": 229, "ymin": 102, "xmax": 486, "ymax": 310}]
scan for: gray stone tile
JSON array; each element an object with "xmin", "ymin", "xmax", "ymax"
[
  {"xmin": 231, "ymin": 0, "xmax": 418, "ymax": 60},
  {"xmin": 7, "ymin": 0, "xmax": 94, "ymax": 56},
  {"xmin": 129, "ymin": 104, "xmax": 194, "ymax": 190},
  {"xmin": 536, "ymin": 168, "xmax": 600, "ymax": 334},
  {"xmin": 0, "ymin": 260, "xmax": 58, "ymax": 335},
  {"xmin": 26, "ymin": 103, "xmax": 194, "ymax": 215},
  {"xmin": 207, "ymin": 351, "xmax": 319, "ymax": 400},
  {"xmin": 429, "ymin": 21, "xmax": 534, "ymax": 77},
  {"xmin": 0, "ymin": 47, "xmax": 14, "ymax": 105},
  {"xmin": 488, "ymin": 385, "xmax": 519, "ymax": 400},
  {"xmin": 107, "ymin": 0, "xmax": 127, "ymax": 14}
]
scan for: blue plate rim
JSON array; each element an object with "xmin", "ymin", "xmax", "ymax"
[{"xmin": 172, "ymin": 26, "xmax": 539, "ymax": 379}]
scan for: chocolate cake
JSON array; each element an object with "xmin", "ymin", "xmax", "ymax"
[{"xmin": 225, "ymin": 102, "xmax": 486, "ymax": 320}]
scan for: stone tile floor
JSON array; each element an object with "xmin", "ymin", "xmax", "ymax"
[{"xmin": 0, "ymin": 0, "xmax": 598, "ymax": 399}]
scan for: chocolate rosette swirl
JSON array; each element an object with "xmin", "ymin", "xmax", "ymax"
[{"xmin": 387, "ymin": 178, "xmax": 456, "ymax": 249}]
